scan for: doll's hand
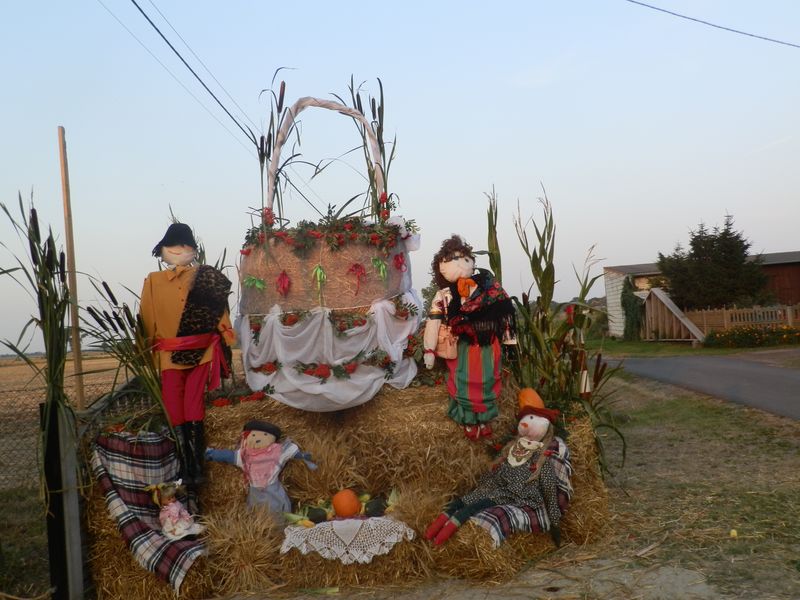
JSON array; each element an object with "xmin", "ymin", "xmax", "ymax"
[{"xmin": 424, "ymin": 352, "xmax": 435, "ymax": 369}]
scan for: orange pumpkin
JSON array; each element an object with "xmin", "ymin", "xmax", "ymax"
[
  {"xmin": 332, "ymin": 489, "xmax": 362, "ymax": 518},
  {"xmin": 517, "ymin": 387, "xmax": 544, "ymax": 412}
]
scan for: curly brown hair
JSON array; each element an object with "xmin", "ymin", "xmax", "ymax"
[{"xmin": 430, "ymin": 235, "xmax": 475, "ymax": 289}]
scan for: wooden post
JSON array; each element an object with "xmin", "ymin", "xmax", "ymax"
[
  {"xmin": 43, "ymin": 404, "xmax": 85, "ymax": 599},
  {"xmin": 723, "ymin": 307, "xmax": 730, "ymax": 330},
  {"xmin": 58, "ymin": 126, "xmax": 85, "ymax": 410}
]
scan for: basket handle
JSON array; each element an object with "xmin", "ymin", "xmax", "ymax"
[{"xmin": 266, "ymin": 96, "xmax": 385, "ymax": 211}]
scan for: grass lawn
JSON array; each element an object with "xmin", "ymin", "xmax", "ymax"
[{"xmin": 585, "ymin": 337, "xmax": 798, "ymax": 358}]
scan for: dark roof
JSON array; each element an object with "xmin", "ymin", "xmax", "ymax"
[
  {"xmin": 752, "ymin": 251, "xmax": 800, "ymax": 265},
  {"xmin": 604, "ymin": 263, "xmax": 660, "ymax": 276},
  {"xmin": 605, "ymin": 251, "xmax": 800, "ymax": 276}
]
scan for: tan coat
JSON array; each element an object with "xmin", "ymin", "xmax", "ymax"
[{"xmin": 139, "ymin": 265, "xmax": 235, "ymax": 371}]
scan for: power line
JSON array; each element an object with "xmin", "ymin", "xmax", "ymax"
[
  {"xmin": 128, "ymin": 0, "xmax": 258, "ymax": 143},
  {"xmin": 94, "ymin": 0, "xmax": 255, "ymax": 158},
  {"xmin": 623, "ymin": 0, "xmax": 800, "ymax": 50},
  {"xmin": 144, "ymin": 0, "xmax": 260, "ymax": 132}
]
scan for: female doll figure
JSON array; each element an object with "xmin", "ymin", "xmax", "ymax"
[{"xmin": 423, "ymin": 236, "xmax": 515, "ymax": 440}]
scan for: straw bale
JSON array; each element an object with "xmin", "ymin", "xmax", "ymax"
[
  {"xmin": 560, "ymin": 416, "xmax": 609, "ymax": 545},
  {"xmin": 86, "ymin": 378, "xmax": 610, "ymax": 597},
  {"xmin": 240, "ymin": 242, "xmax": 406, "ymax": 313},
  {"xmin": 85, "ymin": 483, "xmax": 212, "ymax": 599}
]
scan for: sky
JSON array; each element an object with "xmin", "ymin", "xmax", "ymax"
[{"xmin": 2, "ymin": 0, "xmax": 799, "ymax": 353}]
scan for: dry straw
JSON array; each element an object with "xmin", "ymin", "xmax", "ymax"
[
  {"xmin": 240, "ymin": 242, "xmax": 405, "ymax": 313},
  {"xmin": 87, "ymin": 378, "xmax": 608, "ymax": 598}
]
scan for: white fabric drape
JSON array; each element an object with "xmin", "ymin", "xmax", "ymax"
[{"xmin": 236, "ymin": 290, "xmax": 422, "ymax": 412}]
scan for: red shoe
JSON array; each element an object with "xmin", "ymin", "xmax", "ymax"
[
  {"xmin": 433, "ymin": 520, "xmax": 459, "ymax": 546},
  {"xmin": 479, "ymin": 423, "xmax": 493, "ymax": 438},
  {"xmin": 424, "ymin": 513, "xmax": 450, "ymax": 541},
  {"xmin": 463, "ymin": 425, "xmax": 480, "ymax": 441}
]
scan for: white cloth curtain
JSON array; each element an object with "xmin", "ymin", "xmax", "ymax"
[{"xmin": 236, "ymin": 290, "xmax": 422, "ymax": 412}]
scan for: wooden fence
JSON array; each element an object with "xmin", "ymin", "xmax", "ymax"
[{"xmin": 685, "ymin": 304, "xmax": 800, "ymax": 334}]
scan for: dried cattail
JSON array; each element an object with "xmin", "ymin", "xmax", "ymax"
[
  {"xmin": 29, "ymin": 237, "xmax": 39, "ymax": 266},
  {"xmin": 102, "ymin": 281, "xmax": 118, "ymax": 306},
  {"xmin": 103, "ymin": 310, "xmax": 119, "ymax": 334},
  {"xmin": 356, "ymin": 93, "xmax": 363, "ymax": 115},
  {"xmin": 123, "ymin": 304, "xmax": 136, "ymax": 329},
  {"xmin": 371, "ymin": 97, "xmax": 377, "ymax": 120},
  {"xmin": 277, "ymin": 81, "xmax": 286, "ymax": 113},
  {"xmin": 113, "ymin": 312, "xmax": 127, "ymax": 334},
  {"xmin": 44, "ymin": 239, "xmax": 56, "ymax": 273},
  {"xmin": 58, "ymin": 252, "xmax": 66, "ymax": 284},
  {"xmin": 29, "ymin": 208, "xmax": 41, "ymax": 243},
  {"xmin": 86, "ymin": 306, "xmax": 109, "ymax": 331}
]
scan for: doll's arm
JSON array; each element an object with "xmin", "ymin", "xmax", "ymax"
[
  {"xmin": 138, "ymin": 276, "xmax": 156, "ymax": 348},
  {"xmin": 293, "ymin": 450, "xmax": 318, "ymax": 470},
  {"xmin": 422, "ymin": 290, "xmax": 446, "ymax": 369},
  {"xmin": 217, "ymin": 310, "xmax": 236, "ymax": 346},
  {"xmin": 205, "ymin": 447, "xmax": 240, "ymax": 468}
]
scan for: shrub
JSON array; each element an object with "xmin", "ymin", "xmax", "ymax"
[{"xmin": 704, "ymin": 325, "xmax": 800, "ymax": 348}]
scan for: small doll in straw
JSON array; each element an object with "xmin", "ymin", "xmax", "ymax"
[
  {"xmin": 422, "ymin": 235, "xmax": 515, "ymax": 440},
  {"xmin": 424, "ymin": 404, "xmax": 566, "ymax": 546},
  {"xmin": 145, "ymin": 479, "xmax": 205, "ymax": 540},
  {"xmin": 206, "ymin": 420, "xmax": 316, "ymax": 517}
]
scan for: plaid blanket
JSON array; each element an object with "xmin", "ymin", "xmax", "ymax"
[
  {"xmin": 471, "ymin": 437, "xmax": 572, "ymax": 547},
  {"xmin": 91, "ymin": 431, "xmax": 204, "ymax": 592}
]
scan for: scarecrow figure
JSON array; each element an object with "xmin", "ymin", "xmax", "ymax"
[
  {"xmin": 206, "ymin": 420, "xmax": 316, "ymax": 517},
  {"xmin": 422, "ymin": 235, "xmax": 515, "ymax": 440},
  {"xmin": 424, "ymin": 405, "xmax": 566, "ymax": 546},
  {"xmin": 139, "ymin": 223, "xmax": 235, "ymax": 486}
]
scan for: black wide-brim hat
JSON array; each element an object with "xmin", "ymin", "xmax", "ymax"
[
  {"xmin": 152, "ymin": 223, "xmax": 198, "ymax": 257},
  {"xmin": 242, "ymin": 420, "xmax": 282, "ymax": 440}
]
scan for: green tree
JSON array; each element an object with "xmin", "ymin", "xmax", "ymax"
[{"xmin": 657, "ymin": 215, "xmax": 768, "ymax": 309}]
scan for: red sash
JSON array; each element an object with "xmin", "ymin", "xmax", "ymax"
[{"xmin": 154, "ymin": 333, "xmax": 229, "ymax": 391}]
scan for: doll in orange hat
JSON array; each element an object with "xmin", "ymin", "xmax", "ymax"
[{"xmin": 424, "ymin": 400, "xmax": 568, "ymax": 547}]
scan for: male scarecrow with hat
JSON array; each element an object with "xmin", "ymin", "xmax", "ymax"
[{"xmin": 139, "ymin": 223, "xmax": 235, "ymax": 489}]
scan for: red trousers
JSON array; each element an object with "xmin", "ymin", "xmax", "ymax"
[{"xmin": 161, "ymin": 362, "xmax": 211, "ymax": 426}]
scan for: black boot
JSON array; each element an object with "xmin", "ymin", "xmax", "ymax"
[
  {"xmin": 187, "ymin": 420, "xmax": 206, "ymax": 485},
  {"xmin": 174, "ymin": 423, "xmax": 194, "ymax": 485}
]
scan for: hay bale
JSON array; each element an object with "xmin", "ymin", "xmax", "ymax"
[
  {"xmin": 87, "ymin": 379, "xmax": 610, "ymax": 598},
  {"xmin": 560, "ymin": 416, "xmax": 610, "ymax": 545},
  {"xmin": 86, "ymin": 483, "xmax": 212, "ymax": 599}
]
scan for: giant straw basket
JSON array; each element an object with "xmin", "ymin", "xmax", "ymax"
[{"xmin": 236, "ymin": 96, "xmax": 421, "ymax": 412}]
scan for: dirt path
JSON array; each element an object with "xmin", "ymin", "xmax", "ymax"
[{"xmin": 279, "ymin": 376, "xmax": 800, "ymax": 600}]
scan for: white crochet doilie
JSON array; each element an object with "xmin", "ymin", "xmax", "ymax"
[{"xmin": 280, "ymin": 516, "xmax": 415, "ymax": 565}]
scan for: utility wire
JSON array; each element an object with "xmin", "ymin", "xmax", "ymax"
[
  {"xmin": 94, "ymin": 0, "xmax": 255, "ymax": 158},
  {"xmin": 144, "ymin": 0, "xmax": 260, "ymax": 131},
  {"xmin": 623, "ymin": 0, "xmax": 800, "ymax": 50},
  {"xmin": 128, "ymin": 0, "xmax": 257, "ymax": 143}
]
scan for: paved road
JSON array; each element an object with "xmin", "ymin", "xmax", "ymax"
[{"xmin": 620, "ymin": 354, "xmax": 800, "ymax": 420}]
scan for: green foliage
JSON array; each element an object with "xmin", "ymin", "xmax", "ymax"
[
  {"xmin": 485, "ymin": 187, "xmax": 502, "ymax": 285},
  {"xmin": 621, "ymin": 276, "xmax": 644, "ymax": 341},
  {"xmin": 657, "ymin": 215, "xmax": 769, "ymax": 309},
  {"xmin": 80, "ymin": 280, "xmax": 168, "ymax": 433},
  {"xmin": 420, "ymin": 275, "xmax": 439, "ymax": 316},
  {"xmin": 505, "ymin": 193, "xmax": 624, "ymax": 474},
  {"xmin": 704, "ymin": 325, "xmax": 800, "ymax": 348},
  {"xmin": 1, "ymin": 194, "xmax": 72, "ymax": 468}
]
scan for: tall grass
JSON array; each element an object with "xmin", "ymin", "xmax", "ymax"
[{"xmin": 1, "ymin": 193, "xmax": 72, "ymax": 490}]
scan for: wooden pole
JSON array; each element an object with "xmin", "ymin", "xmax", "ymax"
[{"xmin": 58, "ymin": 126, "xmax": 85, "ymax": 410}]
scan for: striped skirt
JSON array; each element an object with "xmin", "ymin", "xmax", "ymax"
[{"xmin": 445, "ymin": 338, "xmax": 502, "ymax": 425}]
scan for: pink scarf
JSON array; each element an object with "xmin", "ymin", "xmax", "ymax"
[{"xmin": 240, "ymin": 442, "xmax": 282, "ymax": 488}]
